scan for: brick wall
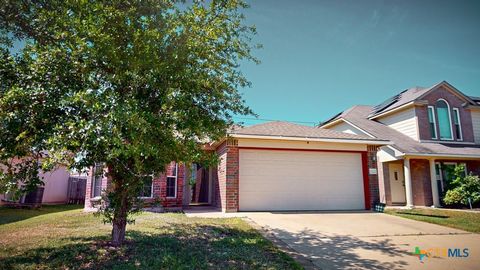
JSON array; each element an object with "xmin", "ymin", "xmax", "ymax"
[
  {"xmin": 214, "ymin": 139, "xmax": 239, "ymax": 212},
  {"xmin": 410, "ymin": 159, "xmax": 433, "ymax": 206},
  {"xmin": 380, "ymin": 162, "xmax": 392, "ymax": 205},
  {"xmin": 416, "ymin": 86, "xmax": 475, "ymax": 142},
  {"xmin": 142, "ymin": 162, "xmax": 185, "ymax": 208},
  {"xmin": 367, "ymin": 146, "xmax": 379, "ymax": 207},
  {"xmin": 84, "ymin": 167, "xmax": 93, "ymax": 209},
  {"xmin": 215, "ymin": 142, "xmax": 227, "ymax": 211},
  {"xmin": 84, "ymin": 162, "xmax": 185, "ymax": 210},
  {"xmin": 466, "ymin": 160, "xmax": 480, "ymax": 175},
  {"xmin": 84, "ymin": 165, "xmax": 109, "ymax": 210}
]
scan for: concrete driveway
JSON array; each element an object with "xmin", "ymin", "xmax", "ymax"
[
  {"xmin": 186, "ymin": 210, "xmax": 480, "ymax": 270},
  {"xmin": 244, "ymin": 211, "xmax": 480, "ymax": 270}
]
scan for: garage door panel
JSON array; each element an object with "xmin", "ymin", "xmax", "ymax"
[{"xmin": 239, "ymin": 149, "xmax": 365, "ymax": 211}]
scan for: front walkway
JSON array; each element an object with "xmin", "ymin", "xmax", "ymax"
[{"xmin": 185, "ymin": 210, "xmax": 480, "ymax": 270}]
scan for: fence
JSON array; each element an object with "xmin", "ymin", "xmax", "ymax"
[{"xmin": 67, "ymin": 176, "xmax": 87, "ymax": 204}]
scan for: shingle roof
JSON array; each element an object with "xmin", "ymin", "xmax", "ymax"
[
  {"xmin": 327, "ymin": 105, "xmax": 480, "ymax": 157},
  {"xmin": 321, "ymin": 85, "xmax": 437, "ymax": 124},
  {"xmin": 230, "ymin": 121, "xmax": 385, "ymax": 141},
  {"xmin": 470, "ymin": 96, "xmax": 480, "ymax": 105},
  {"xmin": 368, "ymin": 86, "xmax": 431, "ymax": 118}
]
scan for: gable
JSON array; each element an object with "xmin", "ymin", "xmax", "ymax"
[
  {"xmin": 420, "ymin": 85, "xmax": 469, "ymax": 108},
  {"xmin": 376, "ymin": 107, "xmax": 419, "ymax": 141},
  {"xmin": 327, "ymin": 120, "xmax": 371, "ymax": 136}
]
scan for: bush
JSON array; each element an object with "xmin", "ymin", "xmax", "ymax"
[
  {"xmin": 443, "ymin": 189, "xmax": 464, "ymax": 205},
  {"xmin": 443, "ymin": 173, "xmax": 480, "ymax": 208}
]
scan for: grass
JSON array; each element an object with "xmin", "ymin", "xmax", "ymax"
[
  {"xmin": 385, "ymin": 208, "xmax": 480, "ymax": 233},
  {"xmin": 0, "ymin": 205, "xmax": 302, "ymax": 270}
]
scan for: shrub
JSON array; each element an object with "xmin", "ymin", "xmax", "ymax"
[{"xmin": 444, "ymin": 173, "xmax": 480, "ymax": 209}]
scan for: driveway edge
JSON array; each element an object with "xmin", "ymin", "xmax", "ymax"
[{"xmin": 243, "ymin": 217, "xmax": 319, "ymax": 270}]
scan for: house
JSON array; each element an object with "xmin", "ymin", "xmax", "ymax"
[
  {"xmin": 319, "ymin": 81, "xmax": 480, "ymax": 208},
  {"xmin": 84, "ymin": 121, "xmax": 389, "ymax": 212},
  {"xmin": 0, "ymin": 165, "xmax": 72, "ymax": 204}
]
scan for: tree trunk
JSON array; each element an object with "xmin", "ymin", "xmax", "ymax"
[
  {"xmin": 111, "ymin": 204, "xmax": 127, "ymax": 246},
  {"xmin": 109, "ymin": 162, "xmax": 129, "ymax": 247}
]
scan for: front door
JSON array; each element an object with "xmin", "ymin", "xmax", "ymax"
[{"xmin": 389, "ymin": 163, "xmax": 406, "ymax": 204}]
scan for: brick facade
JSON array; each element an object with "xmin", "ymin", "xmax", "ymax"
[
  {"xmin": 367, "ymin": 146, "xmax": 380, "ymax": 207},
  {"xmin": 142, "ymin": 162, "xmax": 185, "ymax": 208},
  {"xmin": 410, "ymin": 159, "xmax": 433, "ymax": 206},
  {"xmin": 214, "ymin": 139, "xmax": 239, "ymax": 212},
  {"xmin": 380, "ymin": 158, "xmax": 480, "ymax": 207},
  {"xmin": 466, "ymin": 160, "xmax": 480, "ymax": 175},
  {"xmin": 84, "ymin": 162, "xmax": 184, "ymax": 210},
  {"xmin": 416, "ymin": 85, "xmax": 475, "ymax": 142},
  {"xmin": 84, "ymin": 142, "xmax": 386, "ymax": 212},
  {"xmin": 84, "ymin": 166, "xmax": 109, "ymax": 209},
  {"xmin": 379, "ymin": 161, "xmax": 395, "ymax": 205}
]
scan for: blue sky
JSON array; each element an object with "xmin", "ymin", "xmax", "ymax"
[{"xmin": 237, "ymin": 0, "xmax": 480, "ymax": 126}]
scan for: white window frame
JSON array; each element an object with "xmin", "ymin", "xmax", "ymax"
[
  {"xmin": 434, "ymin": 162, "xmax": 444, "ymax": 192},
  {"xmin": 166, "ymin": 163, "xmax": 178, "ymax": 198},
  {"xmin": 436, "ymin": 99, "xmax": 454, "ymax": 141},
  {"xmin": 442, "ymin": 162, "xmax": 468, "ymax": 180},
  {"xmin": 427, "ymin": 106, "xmax": 438, "ymax": 139},
  {"xmin": 452, "ymin": 108, "xmax": 463, "ymax": 141},
  {"xmin": 91, "ymin": 163, "xmax": 103, "ymax": 198},
  {"xmin": 138, "ymin": 175, "xmax": 154, "ymax": 199}
]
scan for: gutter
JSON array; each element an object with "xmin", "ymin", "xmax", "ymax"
[
  {"xmin": 399, "ymin": 152, "xmax": 480, "ymax": 159},
  {"xmin": 229, "ymin": 134, "xmax": 391, "ymax": 145}
]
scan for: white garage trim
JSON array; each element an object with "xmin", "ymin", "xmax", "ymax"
[{"xmin": 238, "ymin": 147, "xmax": 370, "ymax": 211}]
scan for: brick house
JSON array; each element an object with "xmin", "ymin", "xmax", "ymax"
[
  {"xmin": 84, "ymin": 122, "xmax": 388, "ymax": 212},
  {"xmin": 320, "ymin": 81, "xmax": 480, "ymax": 208}
]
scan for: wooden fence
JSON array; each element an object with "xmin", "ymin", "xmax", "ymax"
[{"xmin": 67, "ymin": 176, "xmax": 87, "ymax": 205}]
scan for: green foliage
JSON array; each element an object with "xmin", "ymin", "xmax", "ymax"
[
  {"xmin": 443, "ymin": 165, "xmax": 480, "ymax": 207},
  {"xmin": 0, "ymin": 207, "xmax": 301, "ymax": 269},
  {"xmin": 0, "ymin": 0, "xmax": 258, "ymax": 243},
  {"xmin": 443, "ymin": 189, "xmax": 464, "ymax": 205}
]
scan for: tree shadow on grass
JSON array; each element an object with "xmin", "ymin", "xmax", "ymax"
[
  {"xmin": 266, "ymin": 227, "xmax": 412, "ymax": 270},
  {"xmin": 0, "ymin": 222, "xmax": 301, "ymax": 270},
  {"xmin": 0, "ymin": 204, "xmax": 83, "ymax": 226}
]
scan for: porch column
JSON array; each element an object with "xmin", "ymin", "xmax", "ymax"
[
  {"xmin": 429, "ymin": 159, "xmax": 441, "ymax": 207},
  {"xmin": 403, "ymin": 158, "xmax": 414, "ymax": 208}
]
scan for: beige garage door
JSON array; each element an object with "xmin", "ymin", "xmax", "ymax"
[{"xmin": 239, "ymin": 149, "xmax": 365, "ymax": 211}]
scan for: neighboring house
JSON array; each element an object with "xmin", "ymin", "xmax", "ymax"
[
  {"xmin": 0, "ymin": 165, "xmax": 71, "ymax": 204},
  {"xmin": 84, "ymin": 121, "xmax": 388, "ymax": 212},
  {"xmin": 320, "ymin": 81, "xmax": 480, "ymax": 208}
]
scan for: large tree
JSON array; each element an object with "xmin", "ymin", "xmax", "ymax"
[{"xmin": 0, "ymin": 0, "xmax": 257, "ymax": 246}]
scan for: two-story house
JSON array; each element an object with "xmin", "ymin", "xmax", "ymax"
[{"xmin": 320, "ymin": 81, "xmax": 480, "ymax": 208}]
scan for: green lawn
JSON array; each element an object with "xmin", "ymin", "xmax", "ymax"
[
  {"xmin": 0, "ymin": 205, "xmax": 302, "ymax": 270},
  {"xmin": 385, "ymin": 208, "xmax": 480, "ymax": 233}
]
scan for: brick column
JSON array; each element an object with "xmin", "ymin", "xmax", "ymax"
[
  {"xmin": 84, "ymin": 167, "xmax": 94, "ymax": 210},
  {"xmin": 367, "ymin": 146, "xmax": 380, "ymax": 207},
  {"xmin": 215, "ymin": 139, "xmax": 239, "ymax": 212},
  {"xmin": 225, "ymin": 141, "xmax": 239, "ymax": 212}
]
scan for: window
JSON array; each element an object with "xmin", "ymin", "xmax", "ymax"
[
  {"xmin": 435, "ymin": 99, "xmax": 453, "ymax": 140},
  {"xmin": 427, "ymin": 106, "xmax": 437, "ymax": 139},
  {"xmin": 166, "ymin": 163, "xmax": 178, "ymax": 198},
  {"xmin": 441, "ymin": 162, "xmax": 467, "ymax": 191},
  {"xmin": 91, "ymin": 163, "xmax": 103, "ymax": 197},
  {"xmin": 138, "ymin": 175, "xmax": 153, "ymax": 198},
  {"xmin": 452, "ymin": 108, "xmax": 463, "ymax": 141}
]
